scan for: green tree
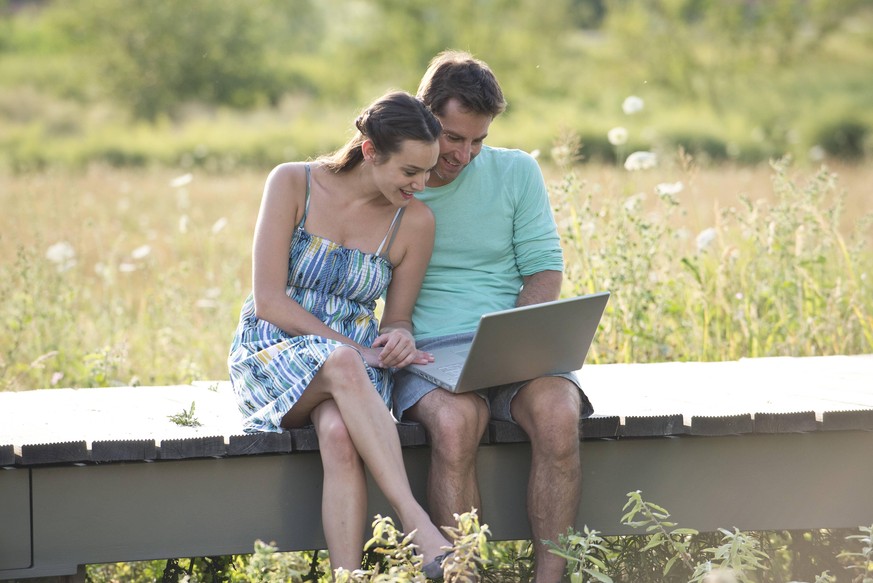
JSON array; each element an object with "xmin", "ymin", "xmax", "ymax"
[{"xmin": 51, "ymin": 0, "xmax": 295, "ymax": 120}]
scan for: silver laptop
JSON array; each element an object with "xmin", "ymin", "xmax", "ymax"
[{"xmin": 407, "ymin": 291, "xmax": 609, "ymax": 393}]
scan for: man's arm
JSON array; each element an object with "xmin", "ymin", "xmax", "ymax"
[{"xmin": 517, "ymin": 270, "xmax": 562, "ymax": 307}]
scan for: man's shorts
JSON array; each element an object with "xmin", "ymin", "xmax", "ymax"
[{"xmin": 392, "ymin": 332, "xmax": 595, "ymax": 423}]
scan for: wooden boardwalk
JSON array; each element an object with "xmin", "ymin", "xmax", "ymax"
[{"xmin": 2, "ymin": 354, "xmax": 872, "ymax": 580}]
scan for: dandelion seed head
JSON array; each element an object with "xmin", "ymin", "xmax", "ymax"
[
  {"xmin": 131, "ymin": 244, "xmax": 152, "ymax": 260},
  {"xmin": 696, "ymin": 227, "xmax": 717, "ymax": 253},
  {"xmin": 170, "ymin": 173, "xmax": 193, "ymax": 188},
  {"xmin": 622, "ymin": 95, "xmax": 644, "ymax": 115},
  {"xmin": 624, "ymin": 151, "xmax": 657, "ymax": 171},
  {"xmin": 808, "ymin": 145, "xmax": 826, "ymax": 162},
  {"xmin": 211, "ymin": 217, "xmax": 228, "ymax": 235},
  {"xmin": 607, "ymin": 127, "xmax": 628, "ymax": 146}
]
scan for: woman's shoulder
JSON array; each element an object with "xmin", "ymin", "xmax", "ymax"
[
  {"xmin": 402, "ymin": 199, "xmax": 435, "ymax": 230},
  {"xmin": 266, "ymin": 161, "xmax": 310, "ymax": 189}
]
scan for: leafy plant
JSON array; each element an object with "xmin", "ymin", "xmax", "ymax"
[
  {"xmin": 168, "ymin": 401, "xmax": 202, "ymax": 428},
  {"xmin": 838, "ymin": 525, "xmax": 873, "ymax": 583},
  {"xmin": 547, "ymin": 526, "xmax": 614, "ymax": 583}
]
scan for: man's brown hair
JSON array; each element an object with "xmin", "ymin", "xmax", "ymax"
[{"xmin": 416, "ymin": 50, "xmax": 506, "ymax": 118}]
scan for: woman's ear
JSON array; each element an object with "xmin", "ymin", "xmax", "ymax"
[{"xmin": 361, "ymin": 139, "xmax": 377, "ymax": 163}]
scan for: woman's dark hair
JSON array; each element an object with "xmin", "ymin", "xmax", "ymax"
[
  {"xmin": 416, "ymin": 50, "xmax": 506, "ymax": 118},
  {"xmin": 321, "ymin": 91, "xmax": 441, "ymax": 173}
]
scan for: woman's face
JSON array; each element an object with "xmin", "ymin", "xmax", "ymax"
[{"xmin": 371, "ymin": 139, "xmax": 439, "ymax": 206}]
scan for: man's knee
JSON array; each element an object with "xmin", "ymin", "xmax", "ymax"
[
  {"xmin": 514, "ymin": 379, "xmax": 581, "ymax": 449},
  {"xmin": 410, "ymin": 391, "xmax": 488, "ymax": 459}
]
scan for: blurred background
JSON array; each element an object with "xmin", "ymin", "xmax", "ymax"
[
  {"xmin": 2, "ymin": 0, "xmax": 872, "ymax": 391},
  {"xmin": 2, "ymin": 0, "xmax": 872, "ymax": 170}
]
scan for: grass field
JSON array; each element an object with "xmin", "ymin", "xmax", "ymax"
[{"xmin": 2, "ymin": 157, "xmax": 871, "ymax": 391}]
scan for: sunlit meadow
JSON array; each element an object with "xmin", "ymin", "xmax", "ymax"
[{"xmin": 1, "ymin": 154, "xmax": 871, "ymax": 392}]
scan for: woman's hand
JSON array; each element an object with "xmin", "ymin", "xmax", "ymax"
[{"xmin": 371, "ymin": 328, "xmax": 434, "ymax": 369}]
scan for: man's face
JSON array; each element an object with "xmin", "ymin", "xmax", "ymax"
[{"xmin": 428, "ymin": 98, "xmax": 493, "ymax": 188}]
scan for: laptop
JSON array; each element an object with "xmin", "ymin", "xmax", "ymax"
[{"xmin": 407, "ymin": 291, "xmax": 609, "ymax": 393}]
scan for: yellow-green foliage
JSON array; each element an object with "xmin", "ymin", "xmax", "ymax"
[{"xmin": 1, "ymin": 159, "xmax": 870, "ymax": 392}]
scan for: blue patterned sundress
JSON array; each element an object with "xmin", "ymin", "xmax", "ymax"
[{"xmin": 228, "ymin": 164, "xmax": 404, "ymax": 433}]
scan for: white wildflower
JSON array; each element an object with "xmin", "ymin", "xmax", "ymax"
[
  {"xmin": 46, "ymin": 241, "xmax": 77, "ymax": 272},
  {"xmin": 211, "ymin": 217, "xmax": 228, "ymax": 235},
  {"xmin": 131, "ymin": 244, "xmax": 152, "ymax": 260},
  {"xmin": 808, "ymin": 145, "xmax": 826, "ymax": 162},
  {"xmin": 624, "ymin": 151, "xmax": 657, "ymax": 171},
  {"xmin": 119, "ymin": 262, "xmax": 137, "ymax": 273},
  {"xmin": 550, "ymin": 145, "xmax": 572, "ymax": 167},
  {"xmin": 655, "ymin": 181, "xmax": 684, "ymax": 196},
  {"xmin": 607, "ymin": 127, "xmax": 628, "ymax": 146},
  {"xmin": 529, "ymin": 149, "xmax": 541, "ymax": 159},
  {"xmin": 179, "ymin": 214, "xmax": 190, "ymax": 234},
  {"xmin": 170, "ymin": 173, "xmax": 193, "ymax": 188},
  {"xmin": 622, "ymin": 95, "xmax": 644, "ymax": 115},
  {"xmin": 696, "ymin": 228, "xmax": 717, "ymax": 253},
  {"xmin": 623, "ymin": 192, "xmax": 646, "ymax": 212},
  {"xmin": 51, "ymin": 372, "xmax": 64, "ymax": 386}
]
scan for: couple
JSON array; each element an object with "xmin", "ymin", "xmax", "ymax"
[{"xmin": 228, "ymin": 51, "xmax": 593, "ymax": 582}]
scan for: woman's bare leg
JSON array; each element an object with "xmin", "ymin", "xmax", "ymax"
[
  {"xmin": 283, "ymin": 347, "xmax": 450, "ymax": 564},
  {"xmin": 311, "ymin": 400, "xmax": 367, "ymax": 571}
]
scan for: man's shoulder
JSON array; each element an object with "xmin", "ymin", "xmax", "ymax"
[
  {"xmin": 474, "ymin": 146, "xmax": 541, "ymax": 178},
  {"xmin": 480, "ymin": 145, "xmax": 538, "ymax": 164}
]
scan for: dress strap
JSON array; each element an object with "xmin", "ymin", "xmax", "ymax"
[
  {"xmin": 299, "ymin": 164, "xmax": 312, "ymax": 228},
  {"xmin": 375, "ymin": 207, "xmax": 405, "ymax": 258}
]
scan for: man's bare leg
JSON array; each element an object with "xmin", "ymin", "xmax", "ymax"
[
  {"xmin": 511, "ymin": 377, "xmax": 583, "ymax": 583},
  {"xmin": 405, "ymin": 389, "xmax": 490, "ymax": 528}
]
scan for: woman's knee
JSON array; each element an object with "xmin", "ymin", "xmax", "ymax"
[
  {"xmin": 320, "ymin": 347, "xmax": 368, "ymax": 390},
  {"xmin": 313, "ymin": 404, "xmax": 361, "ymax": 469}
]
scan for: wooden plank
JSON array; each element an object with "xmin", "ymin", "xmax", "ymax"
[
  {"xmin": 691, "ymin": 414, "xmax": 755, "ymax": 436},
  {"xmin": 396, "ymin": 422, "xmax": 428, "ymax": 447},
  {"xmin": 488, "ymin": 420, "xmax": 529, "ymax": 443},
  {"xmin": 20, "ymin": 441, "xmax": 89, "ymax": 466},
  {"xmin": 754, "ymin": 411, "xmax": 818, "ymax": 433},
  {"xmin": 580, "ymin": 416, "xmax": 620, "ymax": 439},
  {"xmin": 822, "ymin": 409, "xmax": 873, "ymax": 431},
  {"xmin": 227, "ymin": 432, "xmax": 293, "ymax": 456},
  {"xmin": 91, "ymin": 439, "xmax": 158, "ymax": 463},
  {"xmin": 6, "ymin": 428, "xmax": 873, "ymax": 581},
  {"xmin": 290, "ymin": 427, "xmax": 320, "ymax": 451},
  {"xmin": 0, "ymin": 445, "xmax": 14, "ymax": 467},
  {"xmin": 622, "ymin": 414, "xmax": 687, "ymax": 437},
  {"xmin": 0, "ymin": 469, "xmax": 31, "ymax": 571},
  {"xmin": 158, "ymin": 436, "xmax": 226, "ymax": 460}
]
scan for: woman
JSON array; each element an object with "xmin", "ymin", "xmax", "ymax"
[{"xmin": 228, "ymin": 91, "xmax": 449, "ymax": 578}]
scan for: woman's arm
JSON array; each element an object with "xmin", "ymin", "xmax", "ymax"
[
  {"xmin": 251, "ymin": 163, "xmax": 370, "ymax": 353},
  {"xmin": 373, "ymin": 200, "xmax": 436, "ymax": 368}
]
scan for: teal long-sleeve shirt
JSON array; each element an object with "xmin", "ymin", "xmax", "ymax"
[{"xmin": 412, "ymin": 146, "xmax": 564, "ymax": 341}]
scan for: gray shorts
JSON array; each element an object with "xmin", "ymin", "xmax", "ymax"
[{"xmin": 392, "ymin": 332, "xmax": 595, "ymax": 423}]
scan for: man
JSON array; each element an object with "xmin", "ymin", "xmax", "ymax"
[{"xmin": 392, "ymin": 50, "xmax": 594, "ymax": 582}]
